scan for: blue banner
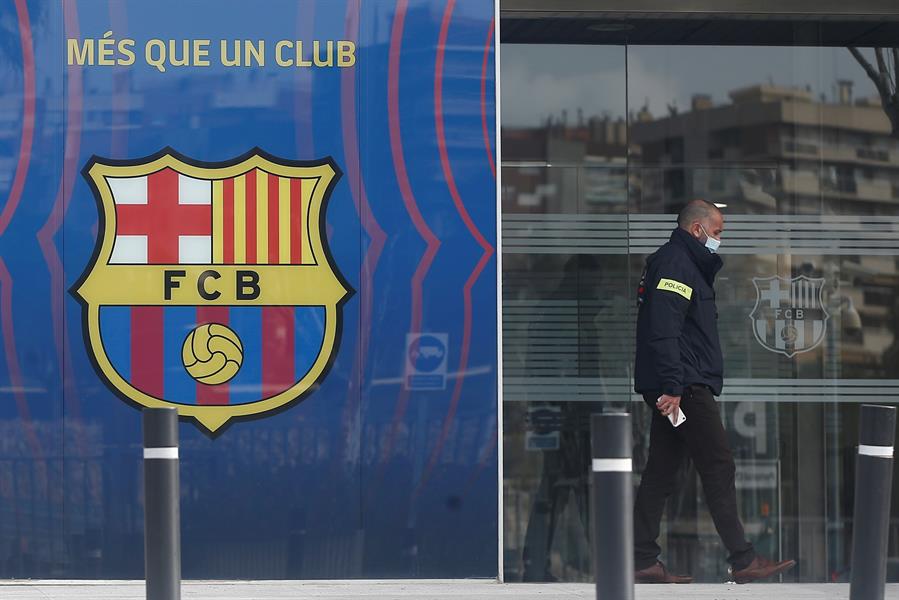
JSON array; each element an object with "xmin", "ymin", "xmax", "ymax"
[{"xmin": 0, "ymin": 0, "xmax": 497, "ymax": 578}]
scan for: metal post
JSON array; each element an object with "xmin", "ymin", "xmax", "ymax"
[
  {"xmin": 143, "ymin": 408, "xmax": 181, "ymax": 600},
  {"xmin": 850, "ymin": 404, "xmax": 896, "ymax": 600},
  {"xmin": 591, "ymin": 413, "xmax": 634, "ymax": 600}
]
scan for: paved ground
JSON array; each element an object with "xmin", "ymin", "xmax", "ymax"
[{"xmin": 1, "ymin": 581, "xmax": 898, "ymax": 599}]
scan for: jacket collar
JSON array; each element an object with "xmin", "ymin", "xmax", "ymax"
[{"xmin": 670, "ymin": 227, "xmax": 723, "ymax": 283}]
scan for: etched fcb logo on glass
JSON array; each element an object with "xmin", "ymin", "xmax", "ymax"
[{"xmin": 750, "ymin": 276, "xmax": 829, "ymax": 358}]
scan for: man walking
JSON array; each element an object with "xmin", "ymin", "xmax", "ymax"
[{"xmin": 632, "ymin": 199, "xmax": 796, "ymax": 584}]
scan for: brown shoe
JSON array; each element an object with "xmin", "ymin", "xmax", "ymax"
[
  {"xmin": 731, "ymin": 556, "xmax": 796, "ymax": 584},
  {"xmin": 635, "ymin": 561, "xmax": 693, "ymax": 584}
]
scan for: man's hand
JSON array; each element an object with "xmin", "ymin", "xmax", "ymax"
[{"xmin": 656, "ymin": 394, "xmax": 681, "ymax": 420}]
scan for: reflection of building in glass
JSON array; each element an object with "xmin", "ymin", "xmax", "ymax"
[
  {"xmin": 631, "ymin": 83, "xmax": 898, "ymax": 216},
  {"xmin": 501, "ymin": 63, "xmax": 899, "ymax": 583},
  {"xmin": 503, "ymin": 113, "xmax": 628, "ymax": 163},
  {"xmin": 630, "ymin": 84, "xmax": 899, "ymax": 379},
  {"xmin": 502, "ymin": 114, "xmax": 629, "ymax": 215}
]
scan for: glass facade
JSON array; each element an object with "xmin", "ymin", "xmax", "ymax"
[
  {"xmin": 5, "ymin": 0, "xmax": 899, "ymax": 585},
  {"xmin": 502, "ymin": 33, "xmax": 899, "ymax": 583}
]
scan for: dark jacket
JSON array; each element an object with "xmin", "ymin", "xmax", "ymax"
[{"xmin": 634, "ymin": 227, "xmax": 724, "ymax": 397}]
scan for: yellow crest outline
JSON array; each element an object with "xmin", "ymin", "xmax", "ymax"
[{"xmin": 71, "ymin": 147, "xmax": 352, "ymax": 435}]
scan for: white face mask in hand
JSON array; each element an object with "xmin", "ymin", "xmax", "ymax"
[{"xmin": 700, "ymin": 223, "xmax": 721, "ymax": 253}]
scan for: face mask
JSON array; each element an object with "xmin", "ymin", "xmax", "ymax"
[{"xmin": 700, "ymin": 224, "xmax": 721, "ymax": 253}]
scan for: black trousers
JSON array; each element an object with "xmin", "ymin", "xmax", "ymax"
[{"xmin": 633, "ymin": 384, "xmax": 756, "ymax": 571}]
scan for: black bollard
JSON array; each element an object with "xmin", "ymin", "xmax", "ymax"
[
  {"xmin": 143, "ymin": 408, "xmax": 181, "ymax": 600},
  {"xmin": 850, "ymin": 404, "xmax": 896, "ymax": 600},
  {"xmin": 591, "ymin": 413, "xmax": 634, "ymax": 600}
]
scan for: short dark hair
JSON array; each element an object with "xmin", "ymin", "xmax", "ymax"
[{"xmin": 677, "ymin": 199, "xmax": 720, "ymax": 228}]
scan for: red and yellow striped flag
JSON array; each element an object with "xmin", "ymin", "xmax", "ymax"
[{"xmin": 211, "ymin": 169, "xmax": 313, "ymax": 265}]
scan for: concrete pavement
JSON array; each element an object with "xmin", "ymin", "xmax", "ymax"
[{"xmin": 1, "ymin": 581, "xmax": 899, "ymax": 599}]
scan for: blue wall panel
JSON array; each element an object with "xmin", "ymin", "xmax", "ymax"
[{"xmin": 0, "ymin": 0, "xmax": 497, "ymax": 578}]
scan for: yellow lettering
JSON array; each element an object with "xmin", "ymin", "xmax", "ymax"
[
  {"xmin": 67, "ymin": 38, "xmax": 94, "ymax": 66},
  {"xmin": 244, "ymin": 40, "xmax": 265, "ymax": 67},
  {"xmin": 193, "ymin": 40, "xmax": 210, "ymax": 66},
  {"xmin": 79, "ymin": 265, "xmax": 345, "ymax": 307},
  {"xmin": 275, "ymin": 40, "xmax": 293, "ymax": 66},
  {"xmin": 118, "ymin": 39, "xmax": 135, "ymax": 66},
  {"xmin": 295, "ymin": 41, "xmax": 312, "ymax": 67},
  {"xmin": 168, "ymin": 39, "xmax": 189, "ymax": 67},
  {"xmin": 97, "ymin": 31, "xmax": 115, "ymax": 66},
  {"xmin": 337, "ymin": 41, "xmax": 356, "ymax": 67},
  {"xmin": 220, "ymin": 39, "xmax": 241, "ymax": 67},
  {"xmin": 145, "ymin": 39, "xmax": 167, "ymax": 72},
  {"xmin": 313, "ymin": 40, "xmax": 333, "ymax": 67}
]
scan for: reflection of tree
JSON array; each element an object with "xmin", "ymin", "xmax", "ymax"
[{"xmin": 849, "ymin": 47, "xmax": 899, "ymax": 137}]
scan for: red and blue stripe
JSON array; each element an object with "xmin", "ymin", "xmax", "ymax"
[{"xmin": 99, "ymin": 305, "xmax": 325, "ymax": 405}]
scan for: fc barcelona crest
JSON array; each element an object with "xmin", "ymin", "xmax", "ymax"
[
  {"xmin": 750, "ymin": 276, "xmax": 829, "ymax": 358},
  {"xmin": 72, "ymin": 148, "xmax": 352, "ymax": 434}
]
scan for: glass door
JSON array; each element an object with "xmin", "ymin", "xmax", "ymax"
[{"xmin": 501, "ymin": 43, "xmax": 630, "ymax": 582}]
